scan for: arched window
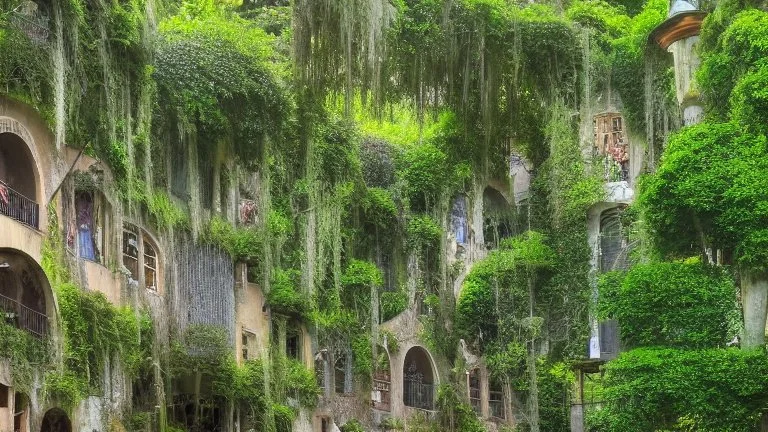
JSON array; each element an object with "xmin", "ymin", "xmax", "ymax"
[
  {"xmin": 0, "ymin": 249, "xmax": 52, "ymax": 338},
  {"xmin": 122, "ymin": 225, "xmax": 162, "ymax": 293},
  {"xmin": 599, "ymin": 208, "xmax": 629, "ymax": 272}
]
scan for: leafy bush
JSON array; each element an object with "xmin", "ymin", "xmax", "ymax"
[
  {"xmin": 268, "ymin": 269, "xmax": 311, "ymax": 318},
  {"xmin": 340, "ymin": 419, "xmax": 366, "ymax": 432},
  {"xmin": 282, "ymin": 358, "xmax": 320, "ymax": 408},
  {"xmin": 406, "ymin": 214, "xmax": 442, "ymax": 253},
  {"xmin": 398, "ymin": 143, "xmax": 450, "ymax": 211},
  {"xmin": 699, "ymin": 9, "xmax": 768, "ymax": 119},
  {"xmin": 593, "ymin": 348, "xmax": 768, "ymax": 431},
  {"xmin": 599, "ymin": 261, "xmax": 738, "ymax": 348},
  {"xmin": 639, "ymin": 122, "xmax": 768, "ymax": 272},
  {"xmin": 360, "ymin": 137, "xmax": 398, "ymax": 188},
  {"xmin": 273, "ymin": 403, "xmax": 294, "ymax": 432},
  {"xmin": 362, "ymin": 187, "xmax": 399, "ymax": 230},
  {"xmin": 57, "ymin": 283, "xmax": 141, "ymax": 394},
  {"xmin": 380, "ymin": 288, "xmax": 408, "ymax": 321},
  {"xmin": 156, "ymin": 10, "xmax": 290, "ymax": 164},
  {"xmin": 434, "ymin": 384, "xmax": 487, "ymax": 432},
  {"xmin": 314, "ymin": 116, "xmax": 361, "ymax": 186}
]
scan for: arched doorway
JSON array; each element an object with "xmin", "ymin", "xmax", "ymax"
[
  {"xmin": 483, "ymin": 187, "xmax": 514, "ymax": 248},
  {"xmin": 0, "ymin": 132, "xmax": 39, "ymax": 228},
  {"xmin": 403, "ymin": 346, "xmax": 436, "ymax": 410},
  {"xmin": 0, "ymin": 249, "xmax": 52, "ymax": 337},
  {"xmin": 40, "ymin": 408, "xmax": 71, "ymax": 432},
  {"xmin": 599, "ymin": 207, "xmax": 630, "ymax": 272}
]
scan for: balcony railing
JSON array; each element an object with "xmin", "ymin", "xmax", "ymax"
[
  {"xmin": 404, "ymin": 381, "xmax": 435, "ymax": 411},
  {"xmin": 489, "ymin": 391, "xmax": 505, "ymax": 419},
  {"xmin": 0, "ymin": 180, "xmax": 39, "ymax": 229},
  {"xmin": 0, "ymin": 292, "xmax": 48, "ymax": 337}
]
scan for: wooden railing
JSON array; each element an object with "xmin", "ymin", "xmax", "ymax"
[
  {"xmin": 0, "ymin": 292, "xmax": 48, "ymax": 337},
  {"xmin": 0, "ymin": 180, "xmax": 39, "ymax": 229}
]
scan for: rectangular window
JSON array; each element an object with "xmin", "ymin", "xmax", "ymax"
[
  {"xmin": 143, "ymin": 241, "xmax": 157, "ymax": 291},
  {"xmin": 0, "ymin": 383, "xmax": 8, "ymax": 407},
  {"xmin": 123, "ymin": 229, "xmax": 139, "ymax": 282}
]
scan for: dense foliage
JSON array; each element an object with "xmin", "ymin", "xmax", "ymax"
[
  {"xmin": 599, "ymin": 261, "xmax": 739, "ymax": 348},
  {"xmin": 590, "ymin": 348, "xmax": 768, "ymax": 432},
  {"xmin": 639, "ymin": 122, "xmax": 768, "ymax": 271}
]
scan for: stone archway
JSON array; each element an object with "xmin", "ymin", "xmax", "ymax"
[
  {"xmin": 40, "ymin": 408, "xmax": 71, "ymax": 432},
  {"xmin": 0, "ymin": 248, "xmax": 54, "ymax": 337},
  {"xmin": 483, "ymin": 186, "xmax": 514, "ymax": 248},
  {"xmin": 0, "ymin": 132, "xmax": 40, "ymax": 228},
  {"xmin": 402, "ymin": 346, "xmax": 437, "ymax": 410}
]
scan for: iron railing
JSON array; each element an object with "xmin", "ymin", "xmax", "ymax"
[
  {"xmin": 0, "ymin": 292, "xmax": 47, "ymax": 337},
  {"xmin": 373, "ymin": 371, "xmax": 391, "ymax": 411},
  {"xmin": 404, "ymin": 381, "xmax": 435, "ymax": 411},
  {"xmin": 0, "ymin": 180, "xmax": 39, "ymax": 229},
  {"xmin": 489, "ymin": 391, "xmax": 505, "ymax": 419}
]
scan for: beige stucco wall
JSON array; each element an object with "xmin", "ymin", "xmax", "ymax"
[{"xmin": 82, "ymin": 260, "xmax": 122, "ymax": 305}]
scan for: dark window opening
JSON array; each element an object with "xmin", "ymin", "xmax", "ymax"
[
  {"xmin": 489, "ymin": 379, "xmax": 505, "ymax": 419},
  {"xmin": 0, "ymin": 383, "xmax": 8, "ymax": 407},
  {"xmin": 334, "ymin": 350, "xmax": 350, "ymax": 394},
  {"xmin": 483, "ymin": 187, "xmax": 515, "ymax": 249},
  {"xmin": 403, "ymin": 347, "xmax": 435, "ymax": 410},
  {"xmin": 600, "ymin": 208, "xmax": 630, "ymax": 272},
  {"xmin": 286, "ymin": 326, "xmax": 300, "ymax": 360},
  {"xmin": 469, "ymin": 369, "xmax": 481, "ymax": 415}
]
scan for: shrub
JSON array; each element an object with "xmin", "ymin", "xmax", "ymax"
[
  {"xmin": 594, "ymin": 348, "xmax": 768, "ymax": 431},
  {"xmin": 598, "ymin": 260, "xmax": 738, "ymax": 348}
]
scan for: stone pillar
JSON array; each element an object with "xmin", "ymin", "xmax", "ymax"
[
  {"xmin": 480, "ymin": 365, "xmax": 490, "ymax": 419},
  {"xmin": 668, "ymin": 36, "xmax": 703, "ymax": 125},
  {"xmin": 650, "ymin": 1, "xmax": 707, "ymax": 126}
]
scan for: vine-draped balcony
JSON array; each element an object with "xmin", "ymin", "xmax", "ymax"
[
  {"xmin": 0, "ymin": 179, "xmax": 40, "ymax": 229},
  {"xmin": 0, "ymin": 291, "xmax": 48, "ymax": 337}
]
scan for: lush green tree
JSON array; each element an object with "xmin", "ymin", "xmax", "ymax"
[
  {"xmin": 639, "ymin": 122, "xmax": 768, "ymax": 346},
  {"xmin": 599, "ymin": 260, "xmax": 739, "ymax": 349},
  {"xmin": 590, "ymin": 348, "xmax": 768, "ymax": 432}
]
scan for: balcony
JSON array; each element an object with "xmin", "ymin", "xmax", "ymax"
[
  {"xmin": 0, "ymin": 180, "xmax": 39, "ymax": 229},
  {"xmin": 0, "ymin": 291, "xmax": 48, "ymax": 337}
]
